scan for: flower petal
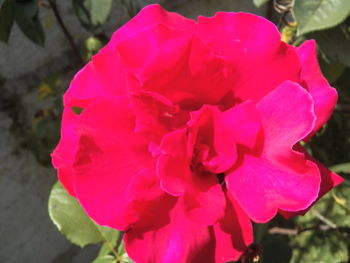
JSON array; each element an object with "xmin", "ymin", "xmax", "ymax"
[
  {"xmin": 73, "ymin": 97, "xmax": 153, "ymax": 230},
  {"xmin": 213, "ymin": 192, "xmax": 253, "ymax": 262},
  {"xmin": 130, "ymin": 90, "xmax": 189, "ymax": 137},
  {"xmin": 125, "ymin": 186, "xmax": 251, "ymax": 263},
  {"xmin": 51, "ymin": 107, "xmax": 79, "ymax": 196},
  {"xmin": 222, "ymin": 101, "xmax": 260, "ymax": 148},
  {"xmin": 198, "ymin": 12, "xmax": 301, "ymax": 104},
  {"xmin": 64, "ymin": 47, "xmax": 127, "ymax": 108},
  {"xmin": 188, "ymin": 105, "xmax": 237, "ymax": 173},
  {"xmin": 157, "ymin": 128, "xmax": 226, "ymax": 225},
  {"xmin": 124, "ymin": 196, "xmax": 216, "ymax": 263},
  {"xmin": 257, "ymin": 81, "xmax": 316, "ymax": 157},
  {"xmin": 181, "ymin": 174, "xmax": 226, "ymax": 225},
  {"xmin": 297, "ymin": 40, "xmax": 338, "ymax": 138},
  {"xmin": 157, "ymin": 128, "xmax": 190, "ymax": 196},
  {"xmin": 109, "ymin": 4, "xmax": 196, "ymax": 46},
  {"xmin": 227, "ymin": 155, "xmax": 320, "ymax": 223},
  {"xmin": 227, "ymin": 82, "xmax": 321, "ymax": 222},
  {"xmin": 279, "ymin": 144, "xmax": 343, "ymax": 219},
  {"xmin": 132, "ymin": 35, "xmax": 234, "ymax": 109}
]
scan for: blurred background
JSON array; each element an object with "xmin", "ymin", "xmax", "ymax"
[{"xmin": 0, "ymin": 0, "xmax": 349, "ymax": 262}]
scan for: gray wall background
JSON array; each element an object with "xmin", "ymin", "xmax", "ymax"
[{"xmin": 0, "ymin": 1, "xmax": 265, "ymax": 262}]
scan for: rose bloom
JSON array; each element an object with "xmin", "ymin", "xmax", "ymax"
[{"xmin": 52, "ymin": 4, "xmax": 343, "ymax": 263}]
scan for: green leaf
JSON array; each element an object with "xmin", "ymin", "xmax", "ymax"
[
  {"xmin": 0, "ymin": 0, "xmax": 14, "ymax": 43},
  {"xmin": 48, "ymin": 181, "xmax": 103, "ymax": 247},
  {"xmin": 13, "ymin": 0, "xmax": 39, "ymax": 18},
  {"xmin": 73, "ymin": 0, "xmax": 113, "ymax": 31},
  {"xmin": 118, "ymin": 243, "xmax": 135, "ymax": 263},
  {"xmin": 293, "ymin": 0, "xmax": 350, "ymax": 35},
  {"xmin": 48, "ymin": 181, "xmax": 120, "ymax": 247},
  {"xmin": 97, "ymin": 243, "xmax": 114, "ymax": 258},
  {"xmin": 90, "ymin": 0, "xmax": 113, "ymax": 26},
  {"xmin": 13, "ymin": 0, "xmax": 45, "ymax": 46},
  {"xmin": 96, "ymin": 224, "xmax": 122, "ymax": 246},
  {"xmin": 330, "ymin": 162, "xmax": 350, "ymax": 173},
  {"xmin": 92, "ymin": 255, "xmax": 117, "ymax": 263},
  {"xmin": 308, "ymin": 25, "xmax": 350, "ymax": 67},
  {"xmin": 253, "ymin": 0, "xmax": 269, "ymax": 8}
]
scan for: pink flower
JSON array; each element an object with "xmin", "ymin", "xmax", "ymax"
[{"xmin": 52, "ymin": 4, "xmax": 343, "ymax": 263}]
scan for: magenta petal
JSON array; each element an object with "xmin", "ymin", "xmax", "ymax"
[
  {"xmin": 117, "ymin": 23, "xmax": 192, "ymax": 71},
  {"xmin": 109, "ymin": 4, "xmax": 196, "ymax": 46},
  {"xmin": 188, "ymin": 105, "xmax": 238, "ymax": 173},
  {"xmin": 157, "ymin": 128, "xmax": 191, "ymax": 196},
  {"xmin": 297, "ymin": 40, "xmax": 338, "ymax": 137},
  {"xmin": 130, "ymin": 90, "xmax": 189, "ymax": 138},
  {"xmin": 257, "ymin": 81, "xmax": 316, "ymax": 156},
  {"xmin": 157, "ymin": 127, "xmax": 226, "ymax": 225},
  {"xmin": 125, "ymin": 192, "xmax": 251, "ymax": 263},
  {"xmin": 198, "ymin": 12, "xmax": 301, "ymax": 103},
  {"xmin": 64, "ymin": 47, "xmax": 127, "ymax": 108},
  {"xmin": 279, "ymin": 144, "xmax": 343, "ymax": 219},
  {"xmin": 73, "ymin": 97, "xmax": 153, "ymax": 230},
  {"xmin": 51, "ymin": 107, "xmax": 79, "ymax": 196},
  {"xmin": 138, "ymin": 35, "xmax": 234, "ymax": 109},
  {"xmin": 124, "ymin": 196, "xmax": 216, "ymax": 263},
  {"xmin": 222, "ymin": 101, "xmax": 260, "ymax": 148},
  {"xmin": 227, "ymin": 82, "xmax": 321, "ymax": 222},
  {"xmin": 227, "ymin": 155, "xmax": 320, "ymax": 223},
  {"xmin": 181, "ymin": 174, "xmax": 225, "ymax": 225},
  {"xmin": 213, "ymin": 192, "xmax": 253, "ymax": 262}
]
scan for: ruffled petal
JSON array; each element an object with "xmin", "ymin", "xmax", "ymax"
[
  {"xmin": 188, "ymin": 105, "xmax": 237, "ymax": 173},
  {"xmin": 123, "ymin": 32, "xmax": 234, "ymax": 108},
  {"xmin": 116, "ymin": 23, "xmax": 192, "ymax": 70},
  {"xmin": 64, "ymin": 47, "xmax": 127, "ymax": 108},
  {"xmin": 157, "ymin": 128, "xmax": 190, "ymax": 196},
  {"xmin": 73, "ymin": 97, "xmax": 153, "ymax": 230},
  {"xmin": 181, "ymin": 174, "xmax": 226, "ymax": 225},
  {"xmin": 51, "ymin": 107, "xmax": 79, "ymax": 196},
  {"xmin": 157, "ymin": 128, "xmax": 226, "ymax": 225},
  {"xmin": 213, "ymin": 192, "xmax": 253, "ymax": 262},
  {"xmin": 222, "ymin": 101, "xmax": 260, "ymax": 148},
  {"xmin": 108, "ymin": 4, "xmax": 196, "ymax": 46},
  {"xmin": 130, "ymin": 90, "xmax": 189, "ymax": 138},
  {"xmin": 124, "ymin": 196, "xmax": 216, "ymax": 263},
  {"xmin": 279, "ymin": 144, "xmax": 343, "ymax": 219},
  {"xmin": 125, "ymin": 183, "xmax": 251, "ymax": 263},
  {"xmin": 297, "ymin": 40, "xmax": 338, "ymax": 137},
  {"xmin": 257, "ymin": 81, "xmax": 316, "ymax": 157},
  {"xmin": 227, "ymin": 81, "xmax": 321, "ymax": 222},
  {"xmin": 198, "ymin": 12, "xmax": 301, "ymax": 104},
  {"xmin": 227, "ymin": 154, "xmax": 320, "ymax": 223},
  {"xmin": 124, "ymin": 166, "xmax": 217, "ymax": 263}
]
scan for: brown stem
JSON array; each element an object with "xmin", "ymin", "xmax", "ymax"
[
  {"xmin": 268, "ymin": 225, "xmax": 350, "ymax": 236},
  {"xmin": 47, "ymin": 0, "xmax": 83, "ymax": 64}
]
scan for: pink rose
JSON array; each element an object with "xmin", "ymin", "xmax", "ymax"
[{"xmin": 52, "ymin": 4, "xmax": 343, "ymax": 263}]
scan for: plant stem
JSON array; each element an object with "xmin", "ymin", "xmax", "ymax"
[
  {"xmin": 47, "ymin": 0, "xmax": 83, "ymax": 64},
  {"xmin": 268, "ymin": 225, "xmax": 350, "ymax": 236}
]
